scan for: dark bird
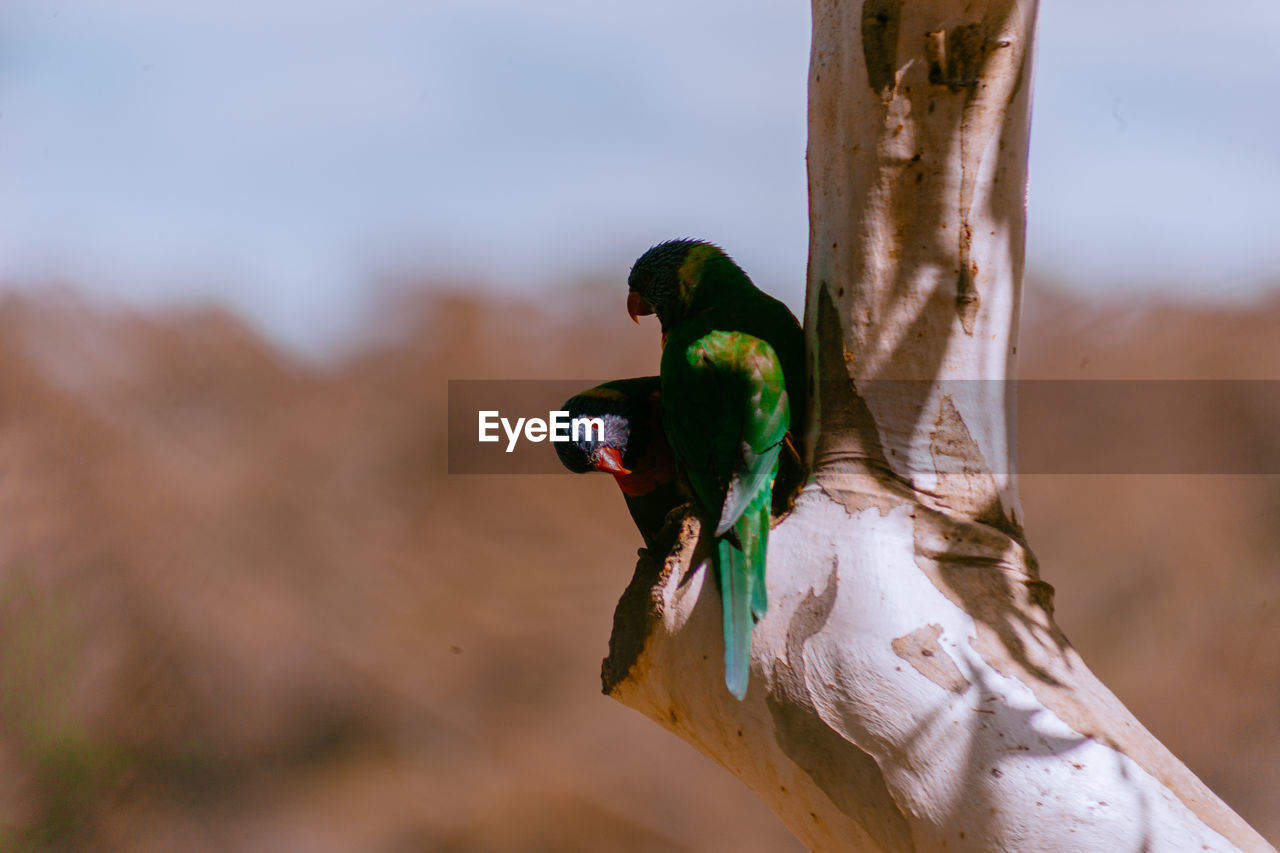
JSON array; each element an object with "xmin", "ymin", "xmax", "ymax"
[{"xmin": 556, "ymin": 377, "xmax": 686, "ymax": 550}]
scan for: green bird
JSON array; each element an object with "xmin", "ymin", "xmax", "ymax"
[
  {"xmin": 555, "ymin": 377, "xmax": 686, "ymax": 550},
  {"xmin": 627, "ymin": 239, "xmax": 804, "ymax": 700}
]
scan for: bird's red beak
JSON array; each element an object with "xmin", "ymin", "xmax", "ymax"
[
  {"xmin": 592, "ymin": 447, "xmax": 631, "ymax": 476},
  {"xmin": 627, "ymin": 292, "xmax": 654, "ymax": 324}
]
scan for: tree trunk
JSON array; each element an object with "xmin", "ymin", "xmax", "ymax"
[{"xmin": 602, "ymin": 1, "xmax": 1273, "ymax": 850}]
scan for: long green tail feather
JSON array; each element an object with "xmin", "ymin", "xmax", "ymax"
[
  {"xmin": 718, "ymin": 537, "xmax": 752, "ymax": 701},
  {"xmin": 719, "ymin": 493, "xmax": 771, "ymax": 700},
  {"xmin": 744, "ymin": 501, "xmax": 769, "ymax": 621}
]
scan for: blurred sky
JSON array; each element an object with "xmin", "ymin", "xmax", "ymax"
[{"xmin": 1, "ymin": 0, "xmax": 1278, "ymax": 354}]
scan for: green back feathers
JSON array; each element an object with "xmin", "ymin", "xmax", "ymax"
[{"xmin": 670, "ymin": 331, "xmax": 788, "ymax": 534}]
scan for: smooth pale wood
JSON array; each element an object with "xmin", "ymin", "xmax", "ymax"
[{"xmin": 604, "ymin": 1, "xmax": 1273, "ymax": 851}]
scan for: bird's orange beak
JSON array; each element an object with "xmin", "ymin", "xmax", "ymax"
[
  {"xmin": 627, "ymin": 292, "xmax": 654, "ymax": 324},
  {"xmin": 592, "ymin": 446, "xmax": 631, "ymax": 476}
]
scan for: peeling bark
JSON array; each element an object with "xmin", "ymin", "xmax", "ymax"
[{"xmin": 603, "ymin": 1, "xmax": 1273, "ymax": 850}]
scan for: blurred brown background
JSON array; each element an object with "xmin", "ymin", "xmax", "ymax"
[{"xmin": 0, "ymin": 282, "xmax": 1276, "ymax": 851}]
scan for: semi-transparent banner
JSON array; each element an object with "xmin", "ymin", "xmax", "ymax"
[{"xmin": 447, "ymin": 380, "xmax": 1280, "ymax": 475}]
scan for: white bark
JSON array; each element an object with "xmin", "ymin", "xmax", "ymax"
[{"xmin": 603, "ymin": 1, "xmax": 1274, "ymax": 851}]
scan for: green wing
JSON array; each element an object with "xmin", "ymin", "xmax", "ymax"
[{"xmin": 662, "ymin": 330, "xmax": 789, "ymax": 699}]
